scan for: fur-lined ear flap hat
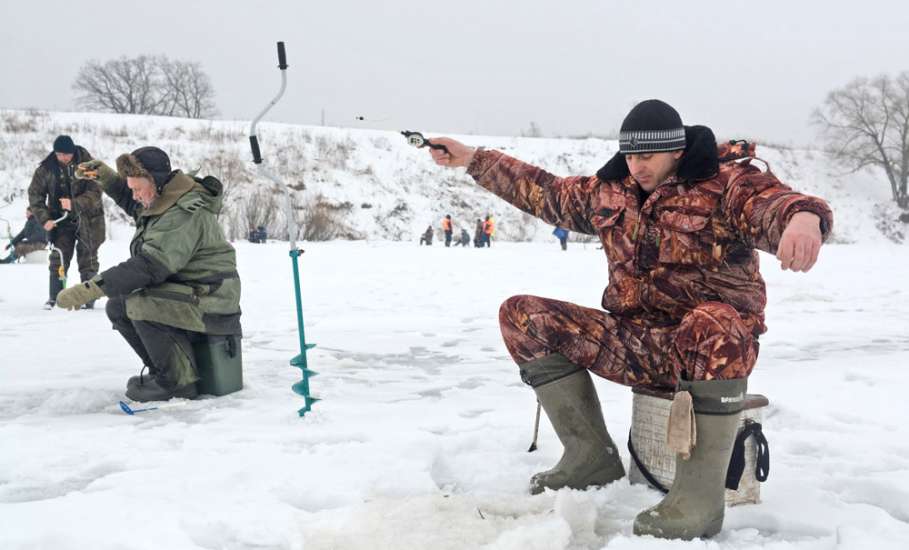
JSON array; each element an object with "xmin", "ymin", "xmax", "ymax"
[{"xmin": 116, "ymin": 146, "xmax": 174, "ymax": 190}]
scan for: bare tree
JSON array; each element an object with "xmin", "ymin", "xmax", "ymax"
[
  {"xmin": 813, "ymin": 72, "xmax": 909, "ymax": 208},
  {"xmin": 72, "ymin": 55, "xmax": 217, "ymax": 119},
  {"xmin": 521, "ymin": 121, "xmax": 544, "ymax": 138},
  {"xmin": 159, "ymin": 58, "xmax": 218, "ymax": 118},
  {"xmin": 73, "ymin": 56, "xmax": 162, "ymax": 114}
]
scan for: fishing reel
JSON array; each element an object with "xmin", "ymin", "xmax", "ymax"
[{"xmin": 401, "ymin": 130, "xmax": 450, "ymax": 155}]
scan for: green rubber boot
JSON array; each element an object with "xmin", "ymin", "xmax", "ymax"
[
  {"xmin": 633, "ymin": 378, "xmax": 747, "ymax": 540},
  {"xmin": 524, "ymin": 356, "xmax": 625, "ymax": 494}
]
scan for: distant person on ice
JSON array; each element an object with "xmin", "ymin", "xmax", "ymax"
[
  {"xmin": 55, "ymin": 147, "xmax": 242, "ymax": 403},
  {"xmin": 0, "ymin": 207, "xmax": 47, "ymax": 264},
  {"xmin": 482, "ymin": 214, "xmax": 495, "ymax": 247},
  {"xmin": 473, "ymin": 218, "xmax": 484, "ymax": 247},
  {"xmin": 247, "ymin": 224, "xmax": 267, "ymax": 243},
  {"xmin": 28, "ymin": 135, "xmax": 106, "ymax": 308},
  {"xmin": 453, "ymin": 228, "xmax": 471, "ymax": 247},
  {"xmin": 442, "ymin": 214, "xmax": 453, "ymax": 247},
  {"xmin": 424, "ymin": 99, "xmax": 833, "ymax": 540},
  {"xmin": 552, "ymin": 226, "xmax": 569, "ymax": 251},
  {"xmin": 419, "ymin": 225, "xmax": 433, "ymax": 245}
]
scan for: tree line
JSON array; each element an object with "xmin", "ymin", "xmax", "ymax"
[{"xmin": 72, "ymin": 55, "xmax": 217, "ymax": 119}]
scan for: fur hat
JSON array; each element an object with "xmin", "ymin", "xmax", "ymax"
[{"xmin": 116, "ymin": 146, "xmax": 173, "ymax": 190}]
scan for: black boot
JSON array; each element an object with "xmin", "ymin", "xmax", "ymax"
[
  {"xmin": 127, "ymin": 365, "xmax": 158, "ymax": 390},
  {"xmin": 45, "ymin": 275, "xmax": 64, "ymax": 309},
  {"xmin": 125, "ymin": 378, "xmax": 198, "ymax": 402}
]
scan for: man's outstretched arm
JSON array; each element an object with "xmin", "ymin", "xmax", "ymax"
[
  {"xmin": 427, "ymin": 137, "xmax": 604, "ymax": 235},
  {"xmin": 723, "ymin": 165, "xmax": 833, "ymax": 273}
]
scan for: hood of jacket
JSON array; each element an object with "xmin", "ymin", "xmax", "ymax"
[{"xmin": 140, "ymin": 172, "xmax": 224, "ymax": 217}]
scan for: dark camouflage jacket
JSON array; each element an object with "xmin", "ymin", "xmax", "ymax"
[
  {"xmin": 467, "ymin": 128, "xmax": 834, "ymax": 337},
  {"xmin": 27, "ymin": 146, "xmax": 106, "ymax": 247}
]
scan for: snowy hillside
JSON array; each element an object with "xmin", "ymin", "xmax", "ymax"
[{"xmin": 0, "ymin": 109, "xmax": 903, "ymax": 244}]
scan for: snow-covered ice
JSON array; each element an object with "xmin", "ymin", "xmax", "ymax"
[{"xmin": 1, "ymin": 238, "xmax": 907, "ymax": 549}]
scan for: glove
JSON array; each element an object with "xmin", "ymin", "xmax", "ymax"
[
  {"xmin": 76, "ymin": 160, "xmax": 118, "ymax": 188},
  {"xmin": 56, "ymin": 278, "xmax": 106, "ymax": 311}
]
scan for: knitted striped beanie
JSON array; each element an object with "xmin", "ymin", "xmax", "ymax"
[{"xmin": 619, "ymin": 99, "xmax": 686, "ymax": 154}]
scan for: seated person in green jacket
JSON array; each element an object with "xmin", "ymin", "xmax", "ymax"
[
  {"xmin": 0, "ymin": 207, "xmax": 47, "ymax": 263},
  {"xmin": 56, "ymin": 147, "xmax": 242, "ymax": 402}
]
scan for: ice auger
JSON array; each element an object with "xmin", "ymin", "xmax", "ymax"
[{"xmin": 248, "ymin": 41, "xmax": 318, "ymax": 417}]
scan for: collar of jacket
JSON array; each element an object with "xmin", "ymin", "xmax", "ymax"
[
  {"xmin": 40, "ymin": 146, "xmax": 90, "ymax": 171},
  {"xmin": 596, "ymin": 125, "xmax": 720, "ymax": 184},
  {"xmin": 140, "ymin": 172, "xmax": 196, "ymax": 217}
]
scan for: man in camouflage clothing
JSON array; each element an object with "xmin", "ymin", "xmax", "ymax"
[
  {"xmin": 28, "ymin": 135, "xmax": 105, "ymax": 308},
  {"xmin": 425, "ymin": 100, "xmax": 833, "ymax": 540},
  {"xmin": 55, "ymin": 147, "xmax": 242, "ymax": 403}
]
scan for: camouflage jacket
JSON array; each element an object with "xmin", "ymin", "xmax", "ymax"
[
  {"xmin": 28, "ymin": 147, "xmax": 106, "ymax": 246},
  {"xmin": 467, "ymin": 131, "xmax": 833, "ymax": 337}
]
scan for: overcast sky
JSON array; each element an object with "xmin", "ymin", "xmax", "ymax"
[{"xmin": 2, "ymin": 0, "xmax": 907, "ymax": 146}]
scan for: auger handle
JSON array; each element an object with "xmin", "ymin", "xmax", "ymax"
[{"xmin": 277, "ymin": 41, "xmax": 288, "ymax": 69}]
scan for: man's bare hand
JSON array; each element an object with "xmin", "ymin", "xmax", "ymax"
[
  {"xmin": 59, "ymin": 198, "xmax": 72, "ymax": 211},
  {"xmin": 777, "ymin": 212, "xmax": 823, "ymax": 272},
  {"xmin": 427, "ymin": 137, "xmax": 477, "ymax": 168},
  {"xmin": 44, "ymin": 220, "xmax": 56, "ymax": 231}
]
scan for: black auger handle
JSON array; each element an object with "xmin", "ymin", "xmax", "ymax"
[
  {"xmin": 250, "ymin": 136, "xmax": 263, "ymax": 164},
  {"xmin": 277, "ymin": 41, "xmax": 288, "ymax": 70}
]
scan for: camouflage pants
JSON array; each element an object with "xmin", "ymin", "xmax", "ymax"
[
  {"xmin": 49, "ymin": 223, "xmax": 100, "ymax": 282},
  {"xmin": 499, "ymin": 295, "xmax": 757, "ymax": 388}
]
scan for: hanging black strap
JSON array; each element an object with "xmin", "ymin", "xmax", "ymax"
[
  {"xmin": 627, "ymin": 435, "xmax": 669, "ymax": 494},
  {"xmin": 628, "ymin": 420, "xmax": 770, "ymax": 494},
  {"xmin": 725, "ymin": 420, "xmax": 770, "ymax": 490}
]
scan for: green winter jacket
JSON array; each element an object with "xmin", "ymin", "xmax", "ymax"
[
  {"xmin": 28, "ymin": 147, "xmax": 106, "ymax": 248},
  {"xmin": 99, "ymin": 172, "xmax": 242, "ymax": 335}
]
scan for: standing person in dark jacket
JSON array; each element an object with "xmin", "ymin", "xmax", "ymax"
[
  {"xmin": 0, "ymin": 207, "xmax": 47, "ymax": 263},
  {"xmin": 474, "ymin": 218, "xmax": 484, "ymax": 247},
  {"xmin": 28, "ymin": 135, "xmax": 105, "ymax": 308}
]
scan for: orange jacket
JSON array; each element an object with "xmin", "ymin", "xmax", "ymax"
[{"xmin": 442, "ymin": 218, "xmax": 452, "ymax": 231}]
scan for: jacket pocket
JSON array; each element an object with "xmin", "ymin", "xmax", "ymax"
[
  {"xmin": 657, "ymin": 211, "xmax": 713, "ymax": 265},
  {"xmin": 590, "ymin": 203, "xmax": 625, "ymax": 230}
]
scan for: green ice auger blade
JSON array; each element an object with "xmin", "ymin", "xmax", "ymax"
[
  {"xmin": 289, "ymin": 247, "xmax": 318, "ymax": 415},
  {"xmin": 297, "ymin": 395, "xmax": 321, "ymax": 417},
  {"xmin": 292, "ymin": 379, "xmax": 319, "ymax": 397}
]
